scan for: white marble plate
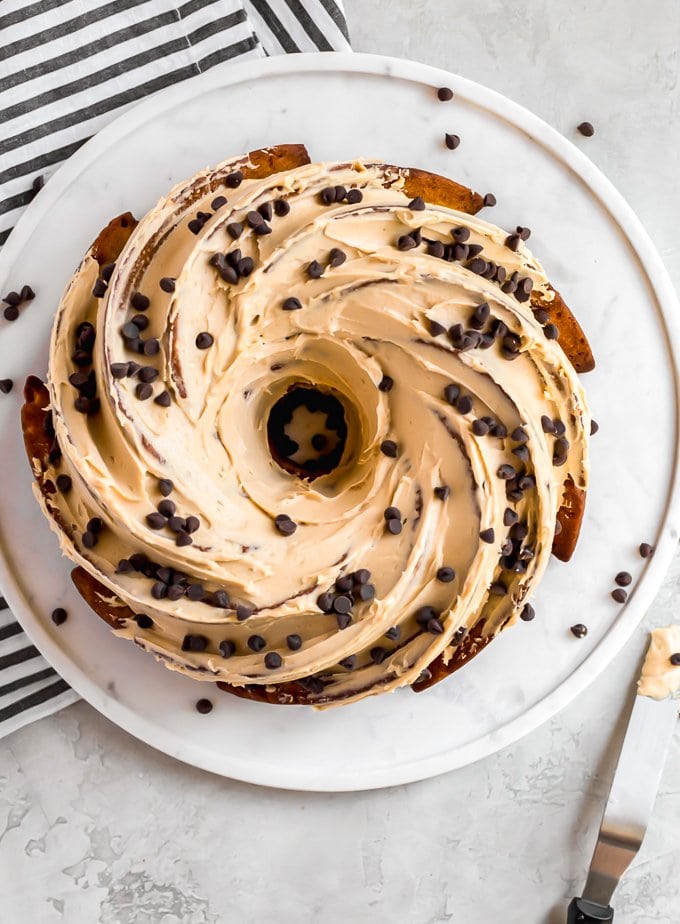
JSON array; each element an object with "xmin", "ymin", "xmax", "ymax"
[{"xmin": 1, "ymin": 53, "xmax": 678, "ymax": 791}]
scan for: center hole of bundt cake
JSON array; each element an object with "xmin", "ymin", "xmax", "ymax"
[{"xmin": 267, "ymin": 386, "xmax": 348, "ymax": 479}]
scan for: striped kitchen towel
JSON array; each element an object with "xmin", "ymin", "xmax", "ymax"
[{"xmin": 0, "ymin": 0, "xmax": 350, "ymax": 737}]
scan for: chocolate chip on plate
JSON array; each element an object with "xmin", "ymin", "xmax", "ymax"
[
  {"xmin": 0, "ymin": 378, "xmax": 13, "ymax": 394},
  {"xmin": 274, "ymin": 513, "xmax": 297, "ymax": 535},
  {"xmin": 570, "ymin": 623, "xmax": 588, "ymax": 638},
  {"xmin": 611, "ymin": 588, "xmax": 628, "ymax": 603},
  {"xmin": 615, "ymin": 571, "xmax": 632, "ymax": 587},
  {"xmin": 51, "ymin": 607, "xmax": 67, "ymax": 626},
  {"xmin": 577, "ymin": 121, "xmax": 595, "ymax": 137},
  {"xmin": 520, "ymin": 603, "xmax": 535, "ymax": 622},
  {"xmin": 445, "ymin": 133, "xmax": 460, "ymax": 150},
  {"xmin": 437, "ymin": 87, "xmax": 454, "ymax": 101},
  {"xmin": 639, "ymin": 543, "xmax": 654, "ymax": 558},
  {"xmin": 195, "ymin": 698, "xmax": 213, "ymax": 714}
]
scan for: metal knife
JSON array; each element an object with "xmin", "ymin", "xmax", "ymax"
[{"xmin": 567, "ymin": 691, "xmax": 678, "ymax": 922}]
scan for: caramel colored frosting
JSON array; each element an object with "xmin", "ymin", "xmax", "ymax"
[
  {"xmin": 39, "ymin": 153, "xmax": 590, "ymax": 706},
  {"xmin": 638, "ymin": 626, "xmax": 680, "ymax": 700}
]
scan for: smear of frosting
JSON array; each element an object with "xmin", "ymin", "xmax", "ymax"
[{"xmin": 638, "ymin": 626, "xmax": 680, "ymax": 700}]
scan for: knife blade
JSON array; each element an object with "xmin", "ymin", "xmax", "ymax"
[{"xmin": 567, "ymin": 691, "xmax": 678, "ymax": 923}]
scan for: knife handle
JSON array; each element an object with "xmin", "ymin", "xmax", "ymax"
[{"xmin": 567, "ymin": 897, "xmax": 614, "ymax": 922}]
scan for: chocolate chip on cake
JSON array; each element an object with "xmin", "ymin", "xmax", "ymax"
[
  {"xmin": 370, "ymin": 646, "xmax": 389, "ymax": 665},
  {"xmin": 282, "ymin": 296, "xmax": 302, "ymax": 311},
  {"xmin": 670, "ymin": 653, "xmax": 680, "ymax": 666},
  {"xmin": 274, "ymin": 198, "xmax": 290, "ymax": 216},
  {"xmin": 611, "ymin": 588, "xmax": 628, "ymax": 603},
  {"xmin": 196, "ymin": 331, "xmax": 214, "ymax": 349},
  {"xmin": 480, "ymin": 528, "xmax": 495, "ymax": 544},
  {"xmin": 434, "ymin": 485, "xmax": 450, "ymax": 501},
  {"xmin": 329, "ymin": 247, "xmax": 347, "ymax": 267},
  {"xmin": 51, "ymin": 607, "xmax": 67, "ymax": 626},
  {"xmin": 346, "ymin": 188, "xmax": 363, "ymax": 204},
  {"xmin": 264, "ymin": 651, "xmax": 283, "ymax": 669},
  {"xmin": 445, "ymin": 133, "xmax": 461, "ymax": 150},
  {"xmin": 503, "ymin": 508, "xmax": 519, "ymax": 527},
  {"xmin": 307, "ymin": 260, "xmax": 323, "ymax": 278},
  {"xmin": 571, "ymin": 623, "xmax": 588, "ymax": 638},
  {"xmin": 437, "ymin": 87, "xmax": 454, "ymax": 101},
  {"xmin": 437, "ymin": 566, "xmax": 455, "ymax": 583},
  {"xmin": 544, "ymin": 323, "xmax": 559, "ymax": 340},
  {"xmin": 154, "ymin": 390, "xmax": 171, "ymax": 407},
  {"xmin": 386, "ymin": 518, "xmax": 403, "ymax": 535},
  {"xmin": 398, "ymin": 233, "xmax": 417, "ymax": 251},
  {"xmin": 286, "ymin": 634, "xmax": 302, "ymax": 651},
  {"xmin": 577, "ymin": 121, "xmax": 595, "ymax": 137},
  {"xmin": 378, "ymin": 374, "xmax": 394, "ymax": 393},
  {"xmin": 146, "ymin": 512, "xmax": 166, "ymax": 530},
  {"xmin": 160, "ymin": 277, "xmax": 176, "ymax": 293},
  {"xmin": 136, "ymin": 382, "xmax": 153, "ymax": 401},
  {"xmin": 340, "ymin": 655, "xmax": 357, "ymax": 670},
  {"xmin": 224, "ymin": 170, "xmax": 243, "ymax": 188},
  {"xmin": 158, "ymin": 478, "xmax": 173, "ymax": 496},
  {"xmin": 427, "ymin": 241, "xmax": 445, "ymax": 259},
  {"xmin": 248, "ymin": 635, "xmax": 266, "ymax": 652},
  {"xmin": 408, "ymin": 196, "xmax": 426, "ymax": 211},
  {"xmin": 380, "ymin": 439, "xmax": 398, "ymax": 458},
  {"xmin": 428, "ymin": 318, "xmax": 446, "ymax": 336},
  {"xmin": 274, "ymin": 513, "xmax": 297, "ymax": 535},
  {"xmin": 219, "ymin": 640, "xmax": 236, "ymax": 658}
]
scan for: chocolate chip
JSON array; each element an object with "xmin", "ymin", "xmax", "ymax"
[
  {"xmin": 511, "ymin": 427, "xmax": 528, "ymax": 444},
  {"xmin": 505, "ymin": 233, "xmax": 521, "ymax": 252},
  {"xmin": 577, "ymin": 121, "xmax": 595, "ymax": 137},
  {"xmin": 467, "ymin": 257, "xmax": 487, "ymax": 275},
  {"xmin": 541, "ymin": 415, "xmax": 555, "ymax": 434},
  {"xmin": 86, "ymin": 517, "xmax": 102, "ymax": 534},
  {"xmin": 570, "ymin": 623, "xmax": 588, "ymax": 638},
  {"xmin": 489, "ymin": 581, "xmax": 506, "ymax": 596},
  {"xmin": 3, "ymin": 291, "xmax": 21, "ymax": 306},
  {"xmin": 254, "ymin": 222, "xmax": 272, "ymax": 236},
  {"xmin": 427, "ymin": 241, "xmax": 445, "ymax": 259},
  {"xmin": 51, "ymin": 607, "xmax": 67, "ymax": 626},
  {"xmin": 274, "ymin": 513, "xmax": 297, "ymax": 535},
  {"xmin": 82, "ymin": 530, "xmax": 97, "ymax": 549},
  {"xmin": 167, "ymin": 583, "xmax": 184, "ymax": 599},
  {"xmin": 333, "ymin": 595, "xmax": 352, "ymax": 616},
  {"xmin": 0, "ymin": 378, "xmax": 13, "ymax": 394},
  {"xmin": 520, "ymin": 603, "xmax": 535, "ymax": 622},
  {"xmin": 234, "ymin": 604, "xmax": 252, "ymax": 622},
  {"xmin": 219, "ymin": 640, "xmax": 235, "ymax": 658},
  {"xmin": 283, "ymin": 634, "xmax": 301, "ymax": 652},
  {"xmin": 329, "ymin": 247, "xmax": 346, "ymax": 267},
  {"xmin": 110, "ymin": 362, "xmax": 129, "ymax": 379},
  {"xmin": 472, "ymin": 419, "xmax": 489, "ymax": 436},
  {"xmin": 456, "ymin": 395, "xmax": 473, "ymax": 415},
  {"xmin": 370, "ymin": 646, "xmax": 389, "ymax": 665},
  {"xmin": 357, "ymin": 583, "xmax": 375, "ymax": 602},
  {"xmin": 669, "ymin": 653, "xmax": 680, "ymax": 666},
  {"xmin": 384, "ymin": 506, "xmax": 401, "ymax": 521},
  {"xmin": 615, "ymin": 571, "xmax": 632, "ymax": 587},
  {"xmin": 274, "ymin": 198, "xmax": 290, "ymax": 216},
  {"xmin": 470, "ymin": 302, "xmax": 490, "ymax": 329},
  {"xmin": 320, "ymin": 187, "xmax": 336, "ymax": 205},
  {"xmin": 158, "ymin": 478, "xmax": 173, "ymax": 496},
  {"xmin": 511, "ymin": 523, "xmax": 529, "ymax": 540},
  {"xmin": 512, "ymin": 445, "xmax": 530, "ymax": 462},
  {"xmin": 183, "ymin": 515, "xmax": 199, "ymax": 534},
  {"xmin": 340, "ymin": 655, "xmax": 357, "ymax": 670},
  {"xmin": 55, "ymin": 474, "xmax": 72, "ymax": 493},
  {"xmin": 136, "ymin": 382, "xmax": 153, "ymax": 401},
  {"xmin": 480, "ymin": 528, "xmax": 495, "ymax": 544},
  {"xmin": 225, "ymin": 170, "xmax": 243, "ymax": 188},
  {"xmin": 434, "ymin": 485, "xmax": 450, "ymax": 501},
  {"xmin": 386, "ymin": 518, "xmax": 402, "ymax": 535},
  {"xmin": 157, "ymin": 499, "xmax": 175, "ymax": 518},
  {"xmin": 135, "ymin": 614, "xmax": 153, "ymax": 630},
  {"xmin": 611, "ymin": 588, "xmax": 628, "ymax": 603},
  {"xmin": 92, "ymin": 278, "xmax": 107, "ymax": 298},
  {"xmin": 437, "ymin": 87, "xmax": 454, "ymax": 101},
  {"xmin": 143, "ymin": 338, "xmax": 160, "ymax": 356},
  {"xmin": 127, "ymin": 361, "xmax": 141, "ymax": 376},
  {"xmin": 146, "ymin": 512, "xmax": 166, "ymax": 530},
  {"xmin": 196, "ymin": 698, "xmax": 213, "ymax": 714},
  {"xmin": 428, "ymin": 318, "xmax": 446, "ymax": 337},
  {"xmin": 336, "ymin": 612, "xmax": 352, "ymax": 630},
  {"xmin": 544, "ymin": 323, "xmax": 559, "ymax": 340},
  {"xmin": 311, "ymin": 433, "xmax": 327, "ymax": 451},
  {"xmin": 503, "ymin": 508, "xmax": 519, "ymax": 527},
  {"xmin": 151, "ymin": 581, "xmax": 167, "ymax": 600},
  {"xmin": 226, "ymin": 222, "xmax": 243, "ymax": 240},
  {"xmin": 437, "ymin": 566, "xmax": 455, "ymax": 583},
  {"xmin": 553, "ymin": 419, "xmax": 566, "ymax": 437},
  {"xmin": 154, "ymin": 390, "xmax": 171, "ymax": 407},
  {"xmin": 639, "ymin": 543, "xmax": 654, "ymax": 558},
  {"xmin": 346, "ymin": 189, "xmax": 363, "ymax": 204},
  {"xmin": 497, "ymin": 464, "xmax": 516, "ymax": 480},
  {"xmin": 444, "ymin": 383, "xmax": 460, "ymax": 405},
  {"xmin": 159, "ymin": 277, "xmax": 176, "ymax": 294},
  {"xmin": 353, "ymin": 568, "xmax": 371, "ymax": 585},
  {"xmin": 257, "ymin": 201, "xmax": 273, "ymax": 221},
  {"xmin": 196, "ymin": 331, "xmax": 214, "ymax": 349},
  {"xmin": 263, "ymin": 651, "xmax": 282, "ymax": 669},
  {"xmin": 397, "ymin": 233, "xmax": 417, "ymax": 251},
  {"xmin": 248, "ymin": 635, "xmax": 266, "ymax": 652},
  {"xmin": 427, "ymin": 617, "xmax": 444, "ymax": 635},
  {"xmin": 445, "ymin": 133, "xmax": 460, "ymax": 150},
  {"xmin": 380, "ymin": 440, "xmax": 398, "ymax": 458},
  {"xmin": 317, "ymin": 592, "xmax": 334, "ymax": 613},
  {"xmin": 137, "ymin": 366, "xmax": 158, "ymax": 383},
  {"xmin": 307, "ymin": 260, "xmax": 323, "ymax": 279},
  {"xmin": 130, "ymin": 292, "xmax": 149, "ymax": 311},
  {"xmin": 377, "ymin": 374, "xmax": 394, "ymax": 394},
  {"xmin": 282, "ymin": 296, "xmax": 302, "ymax": 311},
  {"xmin": 590, "ymin": 419, "xmax": 599, "ymax": 435},
  {"xmin": 3, "ymin": 306, "xmax": 19, "ymax": 321}
]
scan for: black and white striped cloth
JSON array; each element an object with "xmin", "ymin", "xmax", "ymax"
[{"xmin": 0, "ymin": 0, "xmax": 350, "ymax": 737}]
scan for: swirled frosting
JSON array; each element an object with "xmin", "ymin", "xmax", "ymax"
[{"xmin": 39, "ymin": 153, "xmax": 590, "ymax": 706}]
